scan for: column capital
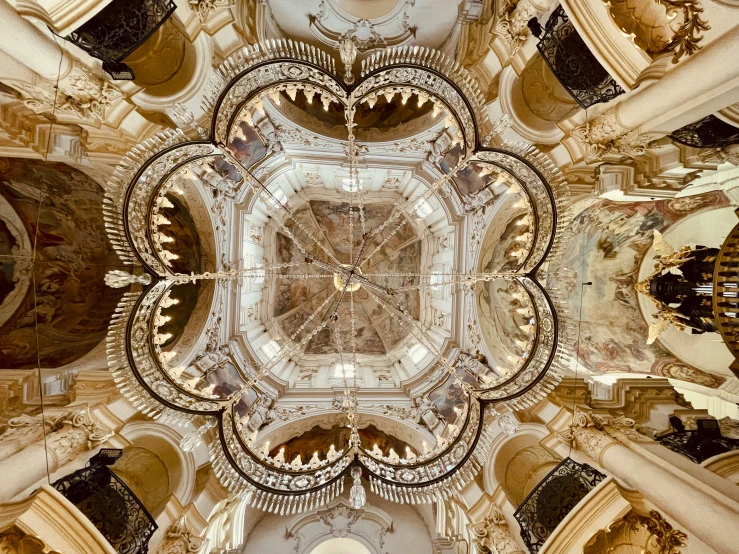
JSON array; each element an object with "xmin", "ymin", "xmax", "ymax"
[
  {"xmin": 556, "ymin": 410, "xmax": 650, "ymax": 464},
  {"xmin": 468, "ymin": 505, "xmax": 525, "ymax": 554}
]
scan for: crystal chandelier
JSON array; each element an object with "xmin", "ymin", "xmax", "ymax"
[{"xmin": 103, "ymin": 39, "xmax": 573, "ymax": 514}]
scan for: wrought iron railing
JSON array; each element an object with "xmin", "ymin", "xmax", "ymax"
[
  {"xmin": 63, "ymin": 0, "xmax": 177, "ymax": 79},
  {"xmin": 52, "ymin": 450, "xmax": 157, "ymax": 554},
  {"xmin": 513, "ymin": 457, "xmax": 606, "ymax": 553},
  {"xmin": 669, "ymin": 115, "xmax": 739, "ymax": 149},
  {"xmin": 659, "ymin": 430, "xmax": 739, "ymax": 464},
  {"xmin": 536, "ymin": 6, "xmax": 624, "ymax": 108}
]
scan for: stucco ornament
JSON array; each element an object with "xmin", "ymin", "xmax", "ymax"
[
  {"xmin": 101, "ymin": 37, "xmax": 573, "ymax": 514},
  {"xmin": 153, "ymin": 515, "xmax": 205, "ymax": 554},
  {"xmin": 584, "ymin": 509, "xmax": 687, "ymax": 554},
  {"xmin": 468, "ymin": 506, "xmax": 525, "ymax": 554},
  {"xmin": 557, "ymin": 410, "xmax": 651, "ymax": 463}
]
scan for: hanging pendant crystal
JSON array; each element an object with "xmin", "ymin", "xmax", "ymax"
[
  {"xmin": 349, "ymin": 466, "xmax": 366, "ymax": 509},
  {"xmin": 180, "ymin": 418, "xmax": 216, "ymax": 452}
]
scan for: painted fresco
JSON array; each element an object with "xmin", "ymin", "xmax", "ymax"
[
  {"xmin": 0, "ymin": 158, "xmax": 123, "ymax": 369},
  {"xmin": 305, "ymin": 299, "xmax": 386, "ymax": 355},
  {"xmin": 477, "ymin": 278, "xmax": 535, "ymax": 374},
  {"xmin": 226, "ymin": 122, "xmax": 268, "ymax": 169},
  {"xmin": 549, "ymin": 192, "xmax": 729, "ymax": 387},
  {"xmin": 480, "ymin": 212, "xmax": 532, "ymax": 274},
  {"xmin": 274, "ymin": 200, "xmax": 420, "ymax": 354}
]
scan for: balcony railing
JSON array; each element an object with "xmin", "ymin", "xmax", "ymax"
[
  {"xmin": 52, "ymin": 449, "xmax": 157, "ymax": 554},
  {"xmin": 513, "ymin": 457, "xmax": 606, "ymax": 553},
  {"xmin": 62, "ymin": 0, "xmax": 176, "ymax": 79},
  {"xmin": 669, "ymin": 115, "xmax": 739, "ymax": 149},
  {"xmin": 536, "ymin": 6, "xmax": 623, "ymax": 108}
]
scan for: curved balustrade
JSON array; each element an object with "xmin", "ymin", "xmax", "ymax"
[
  {"xmin": 52, "ymin": 451, "xmax": 157, "ymax": 554},
  {"xmin": 514, "ymin": 457, "xmax": 606, "ymax": 554},
  {"xmin": 536, "ymin": 6, "xmax": 624, "ymax": 108},
  {"xmin": 670, "ymin": 114, "xmax": 739, "ymax": 149},
  {"xmin": 64, "ymin": 0, "xmax": 176, "ymax": 79},
  {"xmin": 659, "ymin": 430, "xmax": 739, "ymax": 464}
]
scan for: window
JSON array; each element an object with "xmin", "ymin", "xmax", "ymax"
[
  {"xmin": 252, "ymin": 262, "xmax": 265, "ymax": 284},
  {"xmin": 334, "ymin": 362, "xmax": 355, "ymax": 378},
  {"xmin": 342, "ymin": 178, "xmax": 362, "ymax": 192},
  {"xmin": 408, "ymin": 343, "xmax": 428, "ymax": 364},
  {"xmin": 261, "ymin": 340, "xmax": 280, "ymax": 359},
  {"xmin": 268, "ymin": 188, "xmax": 287, "ymax": 207},
  {"xmin": 414, "ymin": 198, "xmax": 433, "ymax": 218},
  {"xmin": 430, "ymin": 271, "xmax": 443, "ymax": 290}
]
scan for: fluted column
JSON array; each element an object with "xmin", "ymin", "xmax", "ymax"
[
  {"xmin": 559, "ymin": 411, "xmax": 739, "ymax": 554},
  {"xmin": 468, "ymin": 506, "xmax": 525, "ymax": 554},
  {"xmin": 0, "ymin": 0, "xmax": 72, "ymax": 80},
  {"xmin": 568, "ymin": 24, "xmax": 739, "ymax": 161},
  {"xmin": 0, "ymin": 409, "xmax": 112, "ymax": 502}
]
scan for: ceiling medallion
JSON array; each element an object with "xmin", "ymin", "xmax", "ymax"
[{"xmin": 103, "ymin": 39, "xmax": 573, "ymax": 514}]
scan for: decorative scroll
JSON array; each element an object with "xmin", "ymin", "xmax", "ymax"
[
  {"xmin": 514, "ymin": 457, "xmax": 606, "ymax": 553},
  {"xmin": 52, "ymin": 462, "xmax": 157, "ymax": 554},
  {"xmin": 659, "ymin": 430, "xmax": 739, "ymax": 463},
  {"xmin": 669, "ymin": 115, "xmax": 739, "ymax": 149},
  {"xmin": 537, "ymin": 6, "xmax": 624, "ymax": 108}
]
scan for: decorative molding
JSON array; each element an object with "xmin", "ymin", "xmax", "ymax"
[
  {"xmin": 584, "ymin": 510, "xmax": 688, "ymax": 554},
  {"xmin": 152, "ymin": 515, "xmax": 205, "ymax": 554},
  {"xmin": 286, "ymin": 497, "xmax": 393, "ymax": 554},
  {"xmin": 468, "ymin": 505, "xmax": 525, "ymax": 553}
]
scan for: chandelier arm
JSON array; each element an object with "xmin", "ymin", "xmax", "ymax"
[
  {"xmin": 332, "ymin": 320, "xmax": 359, "ymax": 448},
  {"xmin": 218, "ymin": 143, "xmax": 343, "ymax": 266},
  {"xmin": 360, "ymin": 157, "xmax": 470, "ymax": 268},
  {"xmin": 288, "ymin": 289, "xmax": 339, "ymax": 341},
  {"xmin": 362, "ymin": 287, "xmax": 476, "ymax": 397},
  {"xmin": 346, "ymin": 102, "xmax": 356, "ymax": 265}
]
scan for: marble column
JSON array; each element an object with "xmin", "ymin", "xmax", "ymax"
[
  {"xmin": 560, "ymin": 412, "xmax": 739, "ymax": 554},
  {"xmin": 0, "ymin": 0, "xmax": 72, "ymax": 80},
  {"xmin": 468, "ymin": 506, "xmax": 525, "ymax": 554},
  {"xmin": 0, "ymin": 409, "xmax": 112, "ymax": 502},
  {"xmin": 569, "ymin": 25, "xmax": 739, "ymax": 160}
]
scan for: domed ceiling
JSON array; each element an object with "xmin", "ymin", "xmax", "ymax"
[
  {"xmin": 272, "ymin": 199, "xmax": 420, "ymax": 356},
  {"xmin": 102, "ymin": 40, "xmax": 573, "ymax": 515}
]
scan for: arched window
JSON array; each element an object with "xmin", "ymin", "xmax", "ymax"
[
  {"xmin": 310, "ymin": 538, "xmax": 372, "ymax": 554},
  {"xmin": 408, "ymin": 343, "xmax": 428, "ymax": 364}
]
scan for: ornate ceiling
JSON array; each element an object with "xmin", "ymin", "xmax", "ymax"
[{"xmin": 102, "ymin": 37, "xmax": 572, "ymax": 514}]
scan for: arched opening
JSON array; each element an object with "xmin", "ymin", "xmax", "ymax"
[{"xmin": 310, "ymin": 538, "xmax": 373, "ymax": 554}]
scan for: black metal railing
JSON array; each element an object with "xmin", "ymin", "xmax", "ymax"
[
  {"xmin": 659, "ymin": 429, "xmax": 739, "ymax": 464},
  {"xmin": 536, "ymin": 6, "xmax": 624, "ymax": 108},
  {"xmin": 52, "ymin": 449, "xmax": 157, "ymax": 554},
  {"xmin": 669, "ymin": 115, "xmax": 739, "ymax": 149},
  {"xmin": 63, "ymin": 0, "xmax": 177, "ymax": 79},
  {"xmin": 513, "ymin": 457, "xmax": 606, "ymax": 553}
]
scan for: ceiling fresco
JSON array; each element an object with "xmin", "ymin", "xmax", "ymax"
[
  {"xmin": 0, "ymin": 158, "xmax": 123, "ymax": 369},
  {"xmin": 272, "ymin": 200, "xmax": 420, "ymax": 355}
]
